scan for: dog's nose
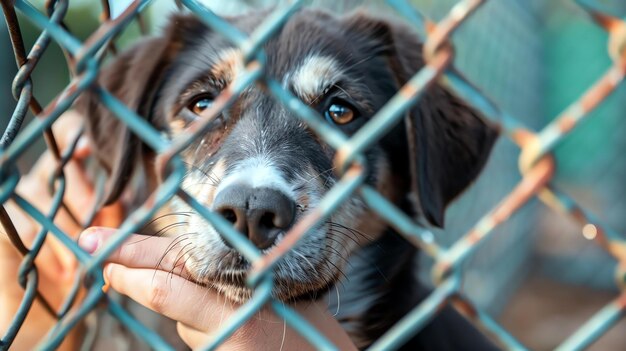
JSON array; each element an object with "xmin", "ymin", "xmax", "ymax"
[{"xmin": 213, "ymin": 186, "xmax": 296, "ymax": 249}]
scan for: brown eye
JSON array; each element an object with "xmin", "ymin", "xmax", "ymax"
[
  {"xmin": 325, "ymin": 103, "xmax": 355, "ymax": 125},
  {"xmin": 188, "ymin": 96, "xmax": 214, "ymax": 115}
]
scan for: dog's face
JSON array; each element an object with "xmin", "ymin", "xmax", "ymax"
[{"xmin": 78, "ymin": 9, "xmax": 497, "ymax": 302}]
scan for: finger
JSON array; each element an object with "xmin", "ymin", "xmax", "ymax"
[
  {"xmin": 79, "ymin": 228, "xmax": 194, "ymax": 279},
  {"xmin": 104, "ymin": 263, "xmax": 234, "ymax": 330},
  {"xmin": 177, "ymin": 322, "xmax": 210, "ymax": 348}
]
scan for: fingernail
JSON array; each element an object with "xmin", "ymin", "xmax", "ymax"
[
  {"xmin": 78, "ymin": 231, "xmax": 100, "ymax": 253},
  {"xmin": 104, "ymin": 264, "xmax": 113, "ymax": 279},
  {"xmin": 103, "ymin": 264, "xmax": 112, "ymax": 293}
]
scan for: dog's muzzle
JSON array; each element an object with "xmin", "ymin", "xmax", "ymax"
[{"xmin": 213, "ymin": 185, "xmax": 296, "ymax": 249}]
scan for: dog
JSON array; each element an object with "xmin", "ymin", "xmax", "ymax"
[{"xmin": 76, "ymin": 8, "xmax": 499, "ymax": 350}]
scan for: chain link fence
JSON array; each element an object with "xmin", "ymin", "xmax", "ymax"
[{"xmin": 1, "ymin": 0, "xmax": 625, "ymax": 350}]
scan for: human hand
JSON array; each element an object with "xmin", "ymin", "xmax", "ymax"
[
  {"xmin": 78, "ymin": 227, "xmax": 357, "ymax": 350},
  {"xmin": 0, "ymin": 111, "xmax": 123, "ymax": 350}
]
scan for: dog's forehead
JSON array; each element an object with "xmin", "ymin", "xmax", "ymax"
[
  {"xmin": 264, "ymin": 12, "xmax": 350, "ymax": 77},
  {"xmin": 204, "ymin": 47, "xmax": 344, "ymax": 101},
  {"xmin": 198, "ymin": 12, "xmax": 352, "ymax": 90},
  {"xmin": 226, "ymin": 15, "xmax": 349, "ymax": 84}
]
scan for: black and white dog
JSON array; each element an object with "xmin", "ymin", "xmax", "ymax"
[{"xmin": 77, "ymin": 8, "xmax": 499, "ymax": 350}]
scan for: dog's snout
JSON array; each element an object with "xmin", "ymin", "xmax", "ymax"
[{"xmin": 213, "ymin": 186, "xmax": 295, "ymax": 249}]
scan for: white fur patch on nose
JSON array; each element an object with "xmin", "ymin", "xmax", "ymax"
[
  {"xmin": 288, "ymin": 55, "xmax": 343, "ymax": 102},
  {"xmin": 215, "ymin": 157, "xmax": 294, "ymax": 202}
]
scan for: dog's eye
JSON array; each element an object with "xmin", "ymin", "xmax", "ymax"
[
  {"xmin": 188, "ymin": 96, "xmax": 214, "ymax": 115},
  {"xmin": 325, "ymin": 103, "xmax": 356, "ymax": 125}
]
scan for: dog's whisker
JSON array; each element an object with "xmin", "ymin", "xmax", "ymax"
[
  {"xmin": 186, "ymin": 182, "xmax": 219, "ymax": 187},
  {"xmin": 322, "ymin": 259, "xmax": 348, "ymax": 286},
  {"xmin": 332, "ymin": 83, "xmax": 355, "ymax": 101},
  {"xmin": 154, "ymin": 233, "xmax": 195, "ymax": 273},
  {"xmin": 166, "ymin": 241, "xmax": 192, "ymax": 287},
  {"xmin": 138, "ymin": 212, "xmax": 192, "ymax": 231},
  {"xmin": 128, "ymin": 222, "xmax": 190, "ymax": 246},
  {"xmin": 318, "ymin": 244, "xmax": 347, "ymax": 260},
  {"xmin": 154, "ymin": 221, "xmax": 190, "ymax": 236},
  {"xmin": 291, "ymin": 249, "xmax": 316, "ymax": 272},
  {"xmin": 169, "ymin": 243, "xmax": 195, "ymax": 283},
  {"xmin": 327, "ymin": 228, "xmax": 361, "ymax": 247},
  {"xmin": 323, "ymin": 234, "xmax": 352, "ymax": 253},
  {"xmin": 326, "ymin": 221, "xmax": 372, "ymax": 240},
  {"xmin": 333, "ymin": 284, "xmax": 341, "ymax": 317},
  {"xmin": 181, "ymin": 160, "xmax": 222, "ymax": 185},
  {"xmin": 318, "ymin": 247, "xmax": 352, "ymax": 269},
  {"xmin": 302, "ymin": 167, "xmax": 336, "ymax": 185}
]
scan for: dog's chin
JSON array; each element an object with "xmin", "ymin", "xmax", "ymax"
[
  {"xmin": 185, "ymin": 249, "xmax": 342, "ymax": 304},
  {"xmin": 206, "ymin": 277, "xmax": 340, "ymax": 304}
]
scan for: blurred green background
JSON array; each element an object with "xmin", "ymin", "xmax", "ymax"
[{"xmin": 1, "ymin": 1, "xmax": 625, "ymax": 350}]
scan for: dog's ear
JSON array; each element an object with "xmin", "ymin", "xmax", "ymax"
[
  {"xmin": 411, "ymin": 84, "xmax": 498, "ymax": 227},
  {"xmin": 75, "ymin": 15, "xmax": 204, "ymax": 206},
  {"xmin": 343, "ymin": 13, "xmax": 499, "ymax": 227}
]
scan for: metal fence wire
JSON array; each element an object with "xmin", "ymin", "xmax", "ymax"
[{"xmin": 1, "ymin": 0, "xmax": 625, "ymax": 350}]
